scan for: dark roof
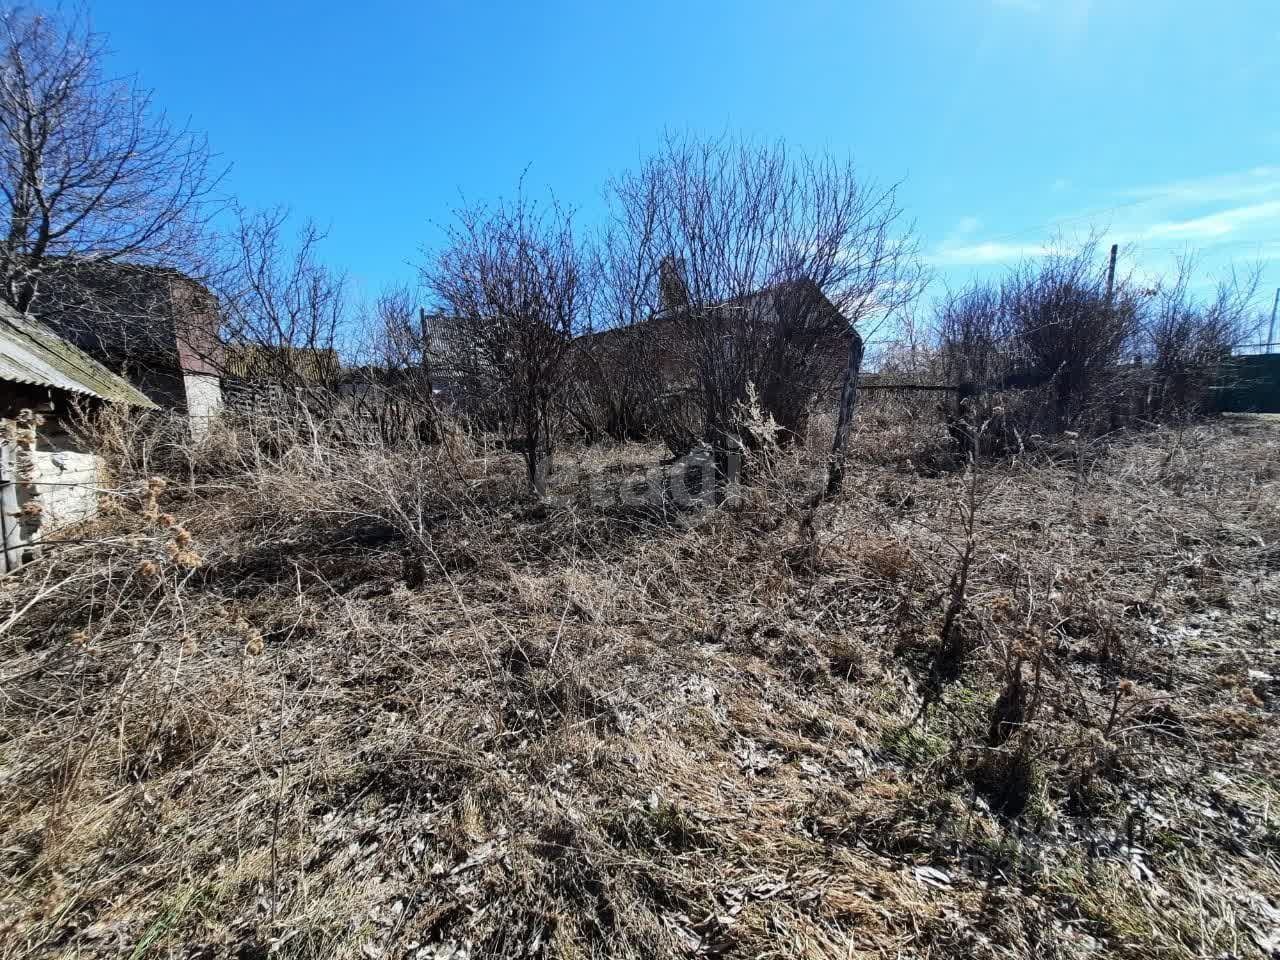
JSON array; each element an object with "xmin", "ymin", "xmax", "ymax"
[
  {"xmin": 0, "ymin": 300, "xmax": 156, "ymax": 407},
  {"xmin": 651, "ymin": 278, "xmax": 847, "ymax": 322},
  {"xmin": 582, "ymin": 278, "xmax": 854, "ymax": 343}
]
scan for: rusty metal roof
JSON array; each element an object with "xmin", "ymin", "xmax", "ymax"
[{"xmin": 0, "ymin": 300, "xmax": 156, "ymax": 407}]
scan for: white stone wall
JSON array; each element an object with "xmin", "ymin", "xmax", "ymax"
[
  {"xmin": 29, "ymin": 449, "xmax": 100, "ymax": 528},
  {"xmin": 183, "ymin": 373, "xmax": 223, "ymax": 439},
  {"xmin": 2, "ymin": 409, "xmax": 103, "ymax": 572}
]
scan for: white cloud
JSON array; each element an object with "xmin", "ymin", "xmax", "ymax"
[
  {"xmin": 927, "ymin": 240, "xmax": 1051, "ymax": 266},
  {"xmin": 931, "ymin": 216, "xmax": 987, "ymax": 259},
  {"xmin": 1131, "ymin": 200, "xmax": 1280, "ymax": 243},
  {"xmin": 929, "ymin": 168, "xmax": 1280, "ymax": 270},
  {"xmin": 1118, "ymin": 167, "xmax": 1280, "ymax": 205}
]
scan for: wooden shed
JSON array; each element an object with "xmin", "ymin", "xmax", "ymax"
[{"xmin": 0, "ymin": 301, "xmax": 155, "ymax": 573}]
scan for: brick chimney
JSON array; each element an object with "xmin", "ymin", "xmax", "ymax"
[{"xmin": 658, "ymin": 255, "xmax": 689, "ymax": 314}]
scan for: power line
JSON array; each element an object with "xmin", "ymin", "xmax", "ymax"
[
  {"xmin": 941, "ymin": 181, "xmax": 1280, "ymax": 257},
  {"xmin": 971, "ymin": 195, "xmax": 1160, "ymax": 247}
]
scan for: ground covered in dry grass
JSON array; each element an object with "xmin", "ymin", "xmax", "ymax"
[{"xmin": 2, "ymin": 408, "xmax": 1279, "ymax": 959}]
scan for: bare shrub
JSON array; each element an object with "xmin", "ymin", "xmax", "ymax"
[
  {"xmin": 1144, "ymin": 258, "xmax": 1262, "ymax": 419},
  {"xmin": 935, "ymin": 284, "xmax": 1013, "ymax": 390},
  {"xmin": 563, "ymin": 323, "xmax": 670, "ymax": 444},
  {"xmin": 569, "ymin": 178, "xmax": 678, "ymax": 445},
  {"xmin": 423, "ymin": 191, "xmax": 587, "ymax": 497},
  {"xmin": 934, "ymin": 241, "xmax": 1145, "ymax": 448},
  {"xmin": 1004, "ymin": 242, "xmax": 1142, "ymax": 433}
]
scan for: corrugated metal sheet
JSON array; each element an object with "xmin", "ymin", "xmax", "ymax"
[
  {"xmin": 0, "ymin": 301, "xmax": 155, "ymax": 407},
  {"xmin": 1212, "ymin": 354, "xmax": 1280, "ymax": 414}
]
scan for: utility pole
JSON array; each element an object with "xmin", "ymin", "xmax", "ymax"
[
  {"xmin": 1105, "ymin": 243, "xmax": 1118, "ymax": 306},
  {"xmin": 1268, "ymin": 287, "xmax": 1278, "ymax": 354}
]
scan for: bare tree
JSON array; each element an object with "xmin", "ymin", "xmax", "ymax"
[
  {"xmin": 423, "ymin": 193, "xmax": 586, "ymax": 497},
  {"xmin": 0, "ymin": 6, "xmax": 218, "ymax": 312},
  {"xmin": 604, "ymin": 133, "xmax": 923, "ymax": 476},
  {"xmin": 870, "ymin": 303, "xmax": 941, "ymax": 379},
  {"xmin": 346, "ymin": 285, "xmax": 443, "ymax": 445},
  {"xmin": 215, "ymin": 208, "xmax": 347, "ymax": 414},
  {"xmin": 570, "ymin": 172, "xmax": 679, "ymax": 445},
  {"xmin": 367, "ymin": 285, "xmax": 429, "ymax": 374}
]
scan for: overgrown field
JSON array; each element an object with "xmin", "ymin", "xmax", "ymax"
[{"xmin": 2, "ymin": 406, "xmax": 1279, "ymax": 960}]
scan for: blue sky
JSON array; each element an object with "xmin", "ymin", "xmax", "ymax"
[{"xmin": 91, "ymin": 0, "xmax": 1280, "ymax": 317}]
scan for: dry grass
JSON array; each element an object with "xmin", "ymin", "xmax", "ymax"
[{"xmin": 1, "ymin": 406, "xmax": 1278, "ymax": 959}]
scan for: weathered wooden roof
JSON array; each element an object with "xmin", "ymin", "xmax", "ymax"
[
  {"xmin": 0, "ymin": 300, "xmax": 156, "ymax": 407},
  {"xmin": 224, "ymin": 343, "xmax": 340, "ymax": 383}
]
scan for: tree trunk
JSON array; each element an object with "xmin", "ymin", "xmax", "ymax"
[
  {"xmin": 532, "ymin": 447, "xmax": 551, "ymax": 499},
  {"xmin": 527, "ymin": 407, "xmax": 553, "ymax": 499}
]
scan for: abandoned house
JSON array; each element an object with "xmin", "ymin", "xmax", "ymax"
[
  {"xmin": 575, "ymin": 273, "xmax": 860, "ymax": 443},
  {"xmin": 0, "ymin": 300, "xmax": 156, "ymax": 573},
  {"xmin": 32, "ymin": 262, "xmax": 224, "ymax": 434}
]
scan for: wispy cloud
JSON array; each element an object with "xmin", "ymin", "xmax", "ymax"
[
  {"xmin": 1133, "ymin": 200, "xmax": 1280, "ymax": 243},
  {"xmin": 927, "ymin": 240, "xmax": 1049, "ymax": 267},
  {"xmin": 1117, "ymin": 166, "xmax": 1280, "ymax": 205},
  {"xmin": 929, "ymin": 168, "xmax": 1280, "ymax": 270}
]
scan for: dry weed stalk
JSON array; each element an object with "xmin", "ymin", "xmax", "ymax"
[{"xmin": 0, "ymin": 404, "xmax": 1277, "ymax": 960}]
